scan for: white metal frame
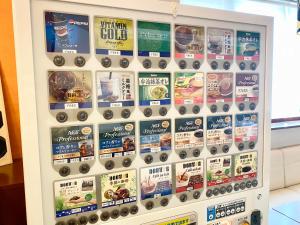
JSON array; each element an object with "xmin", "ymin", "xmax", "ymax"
[{"xmin": 12, "ymin": 1, "xmax": 273, "ymax": 224}]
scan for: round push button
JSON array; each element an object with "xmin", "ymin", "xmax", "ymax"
[
  {"xmin": 193, "ymin": 148, "xmax": 201, "ymax": 157},
  {"xmin": 67, "ymin": 219, "xmax": 77, "ymax": 225},
  {"xmin": 110, "ymin": 209, "xmax": 120, "ymax": 219},
  {"xmin": 239, "ymin": 103, "xmax": 245, "ymax": 111},
  {"xmin": 129, "ymin": 205, "xmax": 139, "ymax": 215},
  {"xmin": 210, "ymin": 147, "xmax": 218, "ymax": 155},
  {"xmin": 122, "ymin": 158, "xmax": 132, "ymax": 168},
  {"xmin": 101, "ymin": 57, "xmax": 112, "ymax": 68},
  {"xmin": 213, "ymin": 188, "xmax": 220, "ymax": 196},
  {"xmin": 74, "ymin": 56, "xmax": 86, "ymax": 67},
  {"xmin": 56, "ymin": 112, "xmax": 68, "ymax": 123},
  {"xmin": 239, "ymin": 62, "xmax": 246, "ymax": 70},
  {"xmin": 238, "ymin": 143, "xmax": 245, "ymax": 151},
  {"xmin": 103, "ymin": 110, "xmax": 113, "ymax": 120},
  {"xmin": 179, "ymin": 106, "xmax": 186, "ymax": 115},
  {"xmin": 223, "ymin": 104, "xmax": 230, "ymax": 112},
  {"xmin": 53, "ymin": 55, "xmax": 65, "ymax": 67},
  {"xmin": 192, "ymin": 105, "xmax": 200, "ymax": 114},
  {"xmin": 246, "ymin": 181, "xmax": 252, "ymax": 189},
  {"xmin": 144, "ymin": 155, "xmax": 153, "ymax": 164},
  {"xmin": 77, "ymin": 111, "xmax": 88, "ymax": 121},
  {"xmin": 234, "ymin": 183, "xmax": 240, "ymax": 191},
  {"xmin": 193, "ymin": 60, "xmax": 201, "ymax": 70},
  {"xmin": 78, "ymin": 216, "xmax": 88, "ymax": 225},
  {"xmin": 88, "ymin": 214, "xmax": 99, "ymax": 224},
  {"xmin": 160, "ymin": 197, "xmax": 169, "ymax": 207},
  {"xmin": 249, "ymin": 141, "xmax": 256, "ymax": 149},
  {"xmin": 121, "ymin": 109, "xmax": 131, "ymax": 119},
  {"xmin": 249, "ymin": 102, "xmax": 256, "ymax": 110},
  {"xmin": 144, "ymin": 108, "xmax": 152, "ymax": 117},
  {"xmin": 226, "ymin": 185, "xmax": 233, "ymax": 193},
  {"xmin": 145, "ymin": 201, "xmax": 154, "ymax": 210},
  {"xmin": 179, "ymin": 193, "xmax": 188, "ymax": 202},
  {"xmin": 179, "ymin": 60, "xmax": 187, "ymax": 69},
  {"xmin": 179, "ymin": 150, "xmax": 187, "ymax": 159},
  {"xmin": 223, "ymin": 61, "xmax": 230, "ymax": 70},
  {"xmin": 79, "ymin": 163, "xmax": 90, "ymax": 174},
  {"xmin": 193, "ymin": 190, "xmax": 201, "ymax": 199},
  {"xmin": 160, "ymin": 153, "xmax": 168, "ymax": 162},
  {"xmin": 105, "ymin": 160, "xmax": 115, "ymax": 170},
  {"xmin": 240, "ymin": 182, "xmax": 246, "ymax": 190},
  {"xmin": 206, "ymin": 189, "xmax": 213, "ymax": 198},
  {"xmin": 143, "ymin": 59, "xmax": 152, "ymax": 69},
  {"xmin": 210, "ymin": 104, "xmax": 217, "ymax": 113},
  {"xmin": 100, "ymin": 212, "xmax": 110, "ymax": 222},
  {"xmin": 222, "ymin": 145, "xmax": 229, "ymax": 153},
  {"xmin": 120, "ymin": 58, "xmax": 130, "ymax": 68},
  {"xmin": 250, "ymin": 62, "xmax": 257, "ymax": 71},
  {"xmin": 220, "ymin": 186, "xmax": 226, "ymax": 194},
  {"xmin": 120, "ymin": 207, "xmax": 129, "ymax": 217},
  {"xmin": 211, "ymin": 61, "xmax": 218, "ymax": 70},
  {"xmin": 159, "ymin": 59, "xmax": 167, "ymax": 69},
  {"xmin": 159, "ymin": 107, "xmax": 168, "ymax": 116},
  {"xmin": 252, "ymin": 179, "xmax": 258, "ymax": 187},
  {"xmin": 59, "ymin": 166, "xmax": 71, "ymax": 177}
]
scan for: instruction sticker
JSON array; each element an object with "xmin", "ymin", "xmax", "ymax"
[
  {"xmin": 236, "ymin": 73, "xmax": 259, "ymax": 102},
  {"xmin": 141, "ymin": 164, "xmax": 172, "ymax": 200},
  {"xmin": 96, "ymin": 71, "xmax": 135, "ymax": 108},
  {"xmin": 54, "ymin": 176, "xmax": 97, "ymax": 218},
  {"xmin": 207, "ymin": 115, "xmax": 232, "ymax": 146},
  {"xmin": 174, "ymin": 72, "xmax": 204, "ymax": 105},
  {"xmin": 140, "ymin": 119, "xmax": 171, "ymax": 154},
  {"xmin": 236, "ymin": 31, "xmax": 260, "ymax": 61},
  {"xmin": 100, "ymin": 170, "xmax": 137, "ymax": 208},
  {"xmin": 207, "ymin": 28, "xmax": 234, "ymax": 60},
  {"xmin": 174, "ymin": 24, "xmax": 204, "ymax": 59},
  {"xmin": 142, "ymin": 212, "xmax": 198, "ymax": 225},
  {"xmin": 99, "ymin": 122, "xmax": 135, "ymax": 159},
  {"xmin": 94, "ymin": 17, "xmax": 133, "ymax": 56},
  {"xmin": 175, "ymin": 160, "xmax": 204, "ymax": 193},
  {"xmin": 139, "ymin": 72, "xmax": 171, "ymax": 106},
  {"xmin": 234, "ymin": 152, "xmax": 257, "ymax": 181},
  {"xmin": 175, "ymin": 117, "xmax": 204, "ymax": 150},
  {"xmin": 48, "ymin": 71, "xmax": 92, "ymax": 110},
  {"xmin": 138, "ymin": 21, "xmax": 171, "ymax": 57},
  {"xmin": 207, "ymin": 73, "xmax": 233, "ymax": 104},
  {"xmin": 235, "ymin": 113, "xmax": 258, "ymax": 143},
  {"xmin": 207, "ymin": 156, "xmax": 232, "ymax": 187},
  {"xmin": 51, "ymin": 125, "xmax": 94, "ymax": 164},
  {"xmin": 45, "ymin": 12, "xmax": 90, "ymax": 54}
]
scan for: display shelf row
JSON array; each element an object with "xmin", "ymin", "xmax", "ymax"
[
  {"xmin": 53, "ymin": 152, "xmax": 257, "ymax": 224},
  {"xmin": 48, "ymin": 71, "xmax": 259, "ymax": 122},
  {"xmin": 51, "ymin": 114, "xmax": 258, "ymax": 176},
  {"xmin": 45, "ymin": 11, "xmax": 260, "ymax": 71}
]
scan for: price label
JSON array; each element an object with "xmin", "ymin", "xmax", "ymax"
[
  {"xmin": 64, "ymin": 103, "xmax": 79, "ymax": 109},
  {"xmin": 244, "ymin": 56, "xmax": 252, "ymax": 61},
  {"xmin": 108, "ymin": 50, "xmax": 121, "ymax": 56},
  {"xmin": 111, "ymin": 102, "xmax": 122, "ymax": 107},
  {"xmin": 184, "ymin": 53, "xmax": 194, "ymax": 58},
  {"xmin": 149, "ymin": 52, "xmax": 160, "ymax": 57},
  {"xmin": 62, "ymin": 49, "xmax": 77, "ymax": 54},
  {"xmin": 150, "ymin": 101, "xmax": 160, "ymax": 106},
  {"xmin": 216, "ymin": 55, "xmax": 224, "ymax": 60}
]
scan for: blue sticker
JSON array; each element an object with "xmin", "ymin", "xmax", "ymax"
[{"xmin": 45, "ymin": 11, "xmax": 90, "ymax": 54}]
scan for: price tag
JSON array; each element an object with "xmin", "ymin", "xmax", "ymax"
[
  {"xmin": 216, "ymin": 55, "xmax": 224, "ymax": 60},
  {"xmin": 149, "ymin": 52, "xmax": 160, "ymax": 57},
  {"xmin": 62, "ymin": 49, "xmax": 77, "ymax": 54},
  {"xmin": 184, "ymin": 99, "xmax": 193, "ymax": 104},
  {"xmin": 108, "ymin": 50, "xmax": 121, "ymax": 56},
  {"xmin": 65, "ymin": 103, "xmax": 79, "ymax": 109},
  {"xmin": 111, "ymin": 102, "xmax": 122, "ymax": 107},
  {"xmin": 150, "ymin": 101, "xmax": 160, "ymax": 106},
  {"xmin": 184, "ymin": 53, "xmax": 194, "ymax": 58}
]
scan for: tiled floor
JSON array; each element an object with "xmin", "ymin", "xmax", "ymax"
[{"xmin": 269, "ymin": 188, "xmax": 300, "ymax": 224}]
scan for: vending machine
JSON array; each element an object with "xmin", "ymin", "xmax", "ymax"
[{"xmin": 12, "ymin": 0, "xmax": 273, "ymax": 225}]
